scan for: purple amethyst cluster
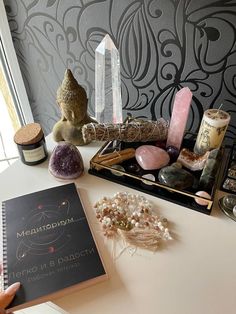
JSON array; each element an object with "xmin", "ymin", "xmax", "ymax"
[{"xmin": 49, "ymin": 142, "xmax": 84, "ymax": 180}]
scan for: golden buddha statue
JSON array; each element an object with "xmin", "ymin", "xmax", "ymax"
[{"xmin": 52, "ymin": 69, "xmax": 96, "ymax": 146}]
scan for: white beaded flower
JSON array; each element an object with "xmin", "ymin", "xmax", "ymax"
[{"xmin": 94, "ymin": 192, "xmax": 172, "ymax": 251}]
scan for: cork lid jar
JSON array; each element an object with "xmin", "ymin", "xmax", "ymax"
[
  {"xmin": 14, "ymin": 123, "xmax": 44, "ymax": 145},
  {"xmin": 14, "ymin": 123, "xmax": 48, "ymax": 165}
]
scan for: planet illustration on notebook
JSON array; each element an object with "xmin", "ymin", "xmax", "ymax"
[{"xmin": 16, "ymin": 199, "xmax": 84, "ymax": 261}]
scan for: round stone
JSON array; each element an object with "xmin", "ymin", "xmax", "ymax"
[
  {"xmin": 135, "ymin": 145, "xmax": 170, "ymax": 170},
  {"xmin": 126, "ymin": 163, "xmax": 141, "ymax": 174},
  {"xmin": 194, "ymin": 191, "xmax": 211, "ymax": 206},
  {"xmin": 166, "ymin": 145, "xmax": 179, "ymax": 163},
  {"xmin": 233, "ymin": 205, "xmax": 236, "ymax": 217},
  {"xmin": 110, "ymin": 165, "xmax": 125, "ymax": 176},
  {"xmin": 141, "ymin": 174, "xmax": 156, "ymax": 185}
]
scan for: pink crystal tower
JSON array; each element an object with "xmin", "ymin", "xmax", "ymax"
[{"xmin": 166, "ymin": 87, "xmax": 192, "ymax": 150}]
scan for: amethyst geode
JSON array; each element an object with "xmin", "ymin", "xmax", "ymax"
[{"xmin": 49, "ymin": 142, "xmax": 84, "ymax": 179}]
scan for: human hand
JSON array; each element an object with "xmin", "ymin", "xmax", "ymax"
[{"xmin": 0, "ymin": 282, "xmax": 20, "ymax": 313}]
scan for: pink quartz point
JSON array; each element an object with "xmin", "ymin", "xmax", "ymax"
[{"xmin": 166, "ymin": 87, "xmax": 192, "ymax": 150}]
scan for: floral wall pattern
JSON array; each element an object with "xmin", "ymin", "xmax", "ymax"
[{"xmin": 4, "ymin": 0, "xmax": 236, "ymax": 141}]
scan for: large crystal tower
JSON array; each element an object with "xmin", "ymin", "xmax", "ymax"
[{"xmin": 95, "ymin": 34, "xmax": 123, "ymax": 124}]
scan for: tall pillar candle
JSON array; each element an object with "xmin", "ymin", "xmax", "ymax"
[
  {"xmin": 166, "ymin": 87, "xmax": 192, "ymax": 150},
  {"xmin": 194, "ymin": 109, "xmax": 230, "ymax": 155}
]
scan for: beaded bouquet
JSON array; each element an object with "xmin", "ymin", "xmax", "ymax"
[{"xmin": 94, "ymin": 192, "xmax": 172, "ymax": 252}]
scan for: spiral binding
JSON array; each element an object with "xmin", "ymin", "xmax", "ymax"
[{"xmin": 2, "ymin": 201, "xmax": 8, "ymax": 290}]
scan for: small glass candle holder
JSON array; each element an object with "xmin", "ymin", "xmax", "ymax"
[{"xmin": 194, "ymin": 109, "xmax": 230, "ymax": 155}]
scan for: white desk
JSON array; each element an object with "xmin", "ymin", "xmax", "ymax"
[{"xmin": 1, "ymin": 134, "xmax": 236, "ymax": 314}]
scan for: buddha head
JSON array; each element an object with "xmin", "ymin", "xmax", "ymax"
[{"xmin": 57, "ymin": 69, "xmax": 88, "ymax": 125}]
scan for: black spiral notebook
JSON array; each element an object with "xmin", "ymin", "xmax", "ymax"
[{"xmin": 1, "ymin": 183, "xmax": 107, "ymax": 312}]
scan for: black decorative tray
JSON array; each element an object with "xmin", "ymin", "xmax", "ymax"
[{"xmin": 88, "ymin": 138, "xmax": 225, "ymax": 215}]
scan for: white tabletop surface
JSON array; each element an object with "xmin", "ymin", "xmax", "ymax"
[{"xmin": 1, "ymin": 134, "xmax": 236, "ymax": 314}]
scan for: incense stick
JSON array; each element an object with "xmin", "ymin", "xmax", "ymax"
[
  {"xmin": 218, "ymin": 103, "xmax": 223, "ymax": 111},
  {"xmin": 213, "ymin": 103, "xmax": 223, "ymax": 118}
]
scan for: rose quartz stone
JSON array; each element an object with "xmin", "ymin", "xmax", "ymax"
[
  {"xmin": 135, "ymin": 145, "xmax": 170, "ymax": 170},
  {"xmin": 166, "ymin": 87, "xmax": 192, "ymax": 150},
  {"xmin": 194, "ymin": 191, "xmax": 211, "ymax": 206}
]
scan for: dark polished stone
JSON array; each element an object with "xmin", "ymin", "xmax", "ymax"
[
  {"xmin": 126, "ymin": 163, "xmax": 141, "ymax": 174},
  {"xmin": 166, "ymin": 145, "xmax": 179, "ymax": 163},
  {"xmin": 158, "ymin": 162, "xmax": 194, "ymax": 190}
]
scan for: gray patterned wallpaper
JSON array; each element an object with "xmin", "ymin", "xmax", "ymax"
[{"xmin": 4, "ymin": 0, "xmax": 236, "ymax": 141}]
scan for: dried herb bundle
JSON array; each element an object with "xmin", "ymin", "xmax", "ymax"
[{"xmin": 82, "ymin": 118, "xmax": 168, "ymax": 143}]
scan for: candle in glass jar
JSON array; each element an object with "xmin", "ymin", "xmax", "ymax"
[
  {"xmin": 194, "ymin": 109, "xmax": 230, "ymax": 155},
  {"xmin": 14, "ymin": 123, "xmax": 48, "ymax": 165}
]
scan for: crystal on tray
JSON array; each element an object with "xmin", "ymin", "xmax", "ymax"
[
  {"xmin": 231, "ymin": 148, "xmax": 236, "ymax": 160},
  {"xmin": 177, "ymin": 148, "xmax": 209, "ymax": 171},
  {"xmin": 219, "ymin": 194, "xmax": 236, "ymax": 222},
  {"xmin": 223, "ymin": 178, "xmax": 236, "ymax": 193},
  {"xmin": 135, "ymin": 145, "xmax": 170, "ymax": 170},
  {"xmin": 228, "ymin": 161, "xmax": 236, "ymax": 179},
  {"xmin": 95, "ymin": 34, "xmax": 123, "ymax": 124},
  {"xmin": 99, "ymin": 140, "xmax": 121, "ymax": 155},
  {"xmin": 158, "ymin": 162, "xmax": 195, "ymax": 190},
  {"xmin": 110, "ymin": 164, "xmax": 125, "ymax": 176},
  {"xmin": 199, "ymin": 148, "xmax": 222, "ymax": 191},
  {"xmin": 141, "ymin": 174, "xmax": 156, "ymax": 185}
]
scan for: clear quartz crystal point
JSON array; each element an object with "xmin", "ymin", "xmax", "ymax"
[{"xmin": 95, "ymin": 34, "xmax": 123, "ymax": 124}]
